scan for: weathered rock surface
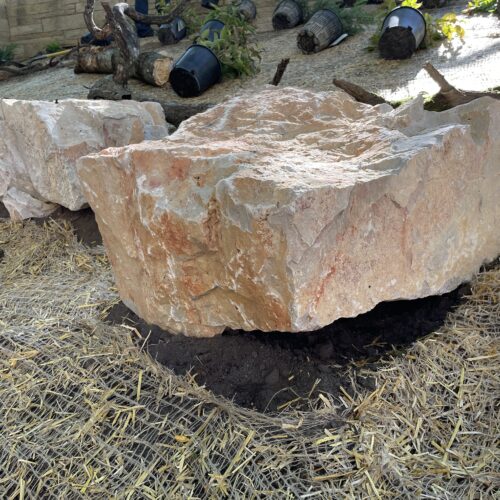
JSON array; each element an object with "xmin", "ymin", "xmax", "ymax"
[
  {"xmin": 77, "ymin": 88, "xmax": 500, "ymax": 337},
  {"xmin": 0, "ymin": 99, "xmax": 170, "ymax": 220}
]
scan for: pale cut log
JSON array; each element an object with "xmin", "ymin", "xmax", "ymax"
[
  {"xmin": 76, "ymin": 47, "xmax": 173, "ymax": 87},
  {"xmin": 136, "ymin": 52, "xmax": 173, "ymax": 87}
]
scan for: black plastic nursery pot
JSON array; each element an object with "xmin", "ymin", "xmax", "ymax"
[
  {"xmin": 158, "ymin": 17, "xmax": 187, "ymax": 45},
  {"xmin": 169, "ymin": 44, "xmax": 222, "ymax": 98},
  {"xmin": 297, "ymin": 9, "xmax": 344, "ymax": 54},
  {"xmin": 201, "ymin": 0, "xmax": 219, "ymax": 9},
  {"xmin": 379, "ymin": 6, "xmax": 426, "ymax": 60},
  {"xmin": 237, "ymin": 0, "xmax": 257, "ymax": 21},
  {"xmin": 272, "ymin": 0, "xmax": 304, "ymax": 30},
  {"xmin": 199, "ymin": 19, "xmax": 225, "ymax": 42}
]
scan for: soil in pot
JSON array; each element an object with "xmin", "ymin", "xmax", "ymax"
[
  {"xmin": 158, "ymin": 17, "xmax": 187, "ymax": 45},
  {"xmin": 297, "ymin": 9, "xmax": 344, "ymax": 53},
  {"xmin": 237, "ymin": 0, "xmax": 257, "ymax": 21},
  {"xmin": 379, "ymin": 6, "xmax": 426, "ymax": 59},
  {"xmin": 273, "ymin": 0, "xmax": 304, "ymax": 30}
]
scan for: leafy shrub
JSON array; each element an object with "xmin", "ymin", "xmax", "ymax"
[
  {"xmin": 464, "ymin": 0, "xmax": 498, "ymax": 13},
  {"xmin": 198, "ymin": 4, "xmax": 261, "ymax": 78},
  {"xmin": 46, "ymin": 41, "xmax": 62, "ymax": 53},
  {"xmin": 0, "ymin": 43, "xmax": 17, "ymax": 64},
  {"xmin": 155, "ymin": 0, "xmax": 201, "ymax": 33}
]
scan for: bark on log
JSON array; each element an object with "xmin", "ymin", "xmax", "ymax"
[
  {"xmin": 133, "ymin": 94, "xmax": 214, "ymax": 127},
  {"xmin": 333, "ymin": 65, "xmax": 499, "ymax": 111},
  {"xmin": 84, "ymin": 0, "xmax": 113, "ymax": 40},
  {"xmin": 74, "ymin": 46, "xmax": 116, "ymax": 74},
  {"xmin": 102, "ymin": 2, "xmax": 139, "ymax": 86},
  {"xmin": 271, "ymin": 58, "xmax": 290, "ymax": 86},
  {"xmin": 333, "ymin": 79, "xmax": 389, "ymax": 106},
  {"xmin": 423, "ymin": 62, "xmax": 500, "ymax": 110},
  {"xmin": 75, "ymin": 47, "xmax": 173, "ymax": 86},
  {"xmin": 83, "ymin": 0, "xmax": 189, "ymax": 92},
  {"xmin": 136, "ymin": 52, "xmax": 173, "ymax": 86}
]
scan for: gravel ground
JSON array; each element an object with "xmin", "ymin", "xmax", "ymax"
[{"xmin": 0, "ymin": 2, "xmax": 498, "ymax": 106}]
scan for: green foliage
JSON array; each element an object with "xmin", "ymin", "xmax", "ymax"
[
  {"xmin": 423, "ymin": 12, "xmax": 465, "ymax": 45},
  {"xmin": 310, "ymin": 0, "xmax": 371, "ymax": 34},
  {"xmin": 464, "ymin": 0, "xmax": 497, "ymax": 13},
  {"xmin": 367, "ymin": 0, "xmax": 464, "ymax": 51},
  {"xmin": 198, "ymin": 4, "xmax": 261, "ymax": 78},
  {"xmin": 45, "ymin": 41, "xmax": 62, "ymax": 54},
  {"xmin": 155, "ymin": 0, "xmax": 201, "ymax": 33},
  {"xmin": 0, "ymin": 43, "xmax": 17, "ymax": 64}
]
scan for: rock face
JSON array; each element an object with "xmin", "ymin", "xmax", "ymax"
[
  {"xmin": 0, "ymin": 99, "xmax": 170, "ymax": 220},
  {"xmin": 77, "ymin": 88, "xmax": 500, "ymax": 337}
]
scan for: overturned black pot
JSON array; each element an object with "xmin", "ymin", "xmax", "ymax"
[
  {"xmin": 201, "ymin": 0, "xmax": 219, "ymax": 9},
  {"xmin": 297, "ymin": 9, "xmax": 344, "ymax": 53},
  {"xmin": 170, "ymin": 44, "xmax": 222, "ymax": 98},
  {"xmin": 237, "ymin": 0, "xmax": 257, "ymax": 21},
  {"xmin": 158, "ymin": 17, "xmax": 187, "ymax": 45},
  {"xmin": 199, "ymin": 19, "xmax": 225, "ymax": 42},
  {"xmin": 379, "ymin": 6, "xmax": 426, "ymax": 60},
  {"xmin": 272, "ymin": 0, "xmax": 304, "ymax": 30}
]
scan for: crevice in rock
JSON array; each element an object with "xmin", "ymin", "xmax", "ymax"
[{"xmin": 34, "ymin": 206, "xmax": 102, "ymax": 246}]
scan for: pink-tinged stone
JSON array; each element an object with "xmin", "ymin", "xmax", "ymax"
[{"xmin": 77, "ymin": 88, "xmax": 500, "ymax": 337}]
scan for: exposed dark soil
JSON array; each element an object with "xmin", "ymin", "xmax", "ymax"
[
  {"xmin": 107, "ymin": 284, "xmax": 470, "ymax": 412},
  {"xmin": 35, "ymin": 207, "xmax": 102, "ymax": 246},
  {"xmin": 0, "ymin": 202, "xmax": 8, "ymax": 219},
  {"xmin": 0, "ymin": 203, "xmax": 102, "ymax": 246}
]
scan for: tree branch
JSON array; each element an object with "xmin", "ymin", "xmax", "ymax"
[
  {"xmin": 84, "ymin": 0, "xmax": 112, "ymax": 40},
  {"xmin": 423, "ymin": 62, "xmax": 499, "ymax": 110},
  {"xmin": 270, "ymin": 58, "xmax": 290, "ymax": 86},
  {"xmin": 102, "ymin": 2, "xmax": 140, "ymax": 86},
  {"xmin": 333, "ymin": 79, "xmax": 389, "ymax": 106}
]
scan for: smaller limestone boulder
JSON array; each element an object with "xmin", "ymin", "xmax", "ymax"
[{"xmin": 0, "ymin": 99, "xmax": 170, "ymax": 220}]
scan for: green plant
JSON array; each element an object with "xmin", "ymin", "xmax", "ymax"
[
  {"xmin": 155, "ymin": 0, "xmax": 201, "ymax": 33},
  {"xmin": 311, "ymin": 0, "xmax": 371, "ymax": 34},
  {"xmin": 464, "ymin": 0, "xmax": 497, "ymax": 13},
  {"xmin": 46, "ymin": 41, "xmax": 62, "ymax": 54},
  {"xmin": 368, "ymin": 0, "xmax": 464, "ymax": 50},
  {"xmin": 198, "ymin": 4, "xmax": 261, "ymax": 78},
  {"xmin": 0, "ymin": 43, "xmax": 17, "ymax": 64},
  {"xmin": 423, "ymin": 12, "xmax": 465, "ymax": 44}
]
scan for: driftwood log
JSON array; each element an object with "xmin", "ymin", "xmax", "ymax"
[
  {"xmin": 84, "ymin": 0, "xmax": 189, "ymax": 98},
  {"xmin": 75, "ymin": 46, "xmax": 173, "ymax": 86},
  {"xmin": 332, "ymin": 78, "xmax": 388, "ymax": 106},
  {"xmin": 333, "ymin": 63, "xmax": 499, "ymax": 111},
  {"xmin": 422, "ymin": 62, "xmax": 500, "ymax": 110}
]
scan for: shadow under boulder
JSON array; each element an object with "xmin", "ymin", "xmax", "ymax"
[{"xmin": 107, "ymin": 283, "xmax": 470, "ymax": 412}]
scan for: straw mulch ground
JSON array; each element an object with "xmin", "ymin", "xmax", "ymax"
[{"xmin": 0, "ymin": 219, "xmax": 498, "ymax": 498}]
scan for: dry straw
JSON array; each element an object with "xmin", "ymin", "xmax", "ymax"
[{"xmin": 0, "ymin": 220, "xmax": 498, "ymax": 498}]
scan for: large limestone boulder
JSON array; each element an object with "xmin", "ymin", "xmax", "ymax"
[
  {"xmin": 0, "ymin": 99, "xmax": 170, "ymax": 220},
  {"xmin": 77, "ymin": 88, "xmax": 500, "ymax": 337}
]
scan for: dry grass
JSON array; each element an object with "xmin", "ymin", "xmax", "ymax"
[{"xmin": 0, "ymin": 219, "xmax": 498, "ymax": 498}]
